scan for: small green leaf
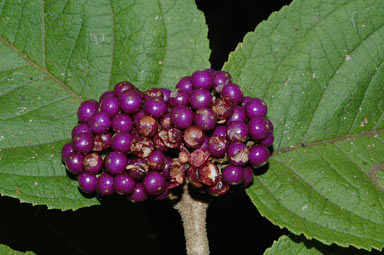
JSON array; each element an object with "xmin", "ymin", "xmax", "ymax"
[
  {"xmin": 224, "ymin": 0, "xmax": 384, "ymax": 251},
  {"xmin": 264, "ymin": 235, "xmax": 375, "ymax": 255},
  {"xmin": 0, "ymin": 0, "xmax": 210, "ymax": 210},
  {"xmin": 0, "ymin": 244, "xmax": 35, "ymax": 255}
]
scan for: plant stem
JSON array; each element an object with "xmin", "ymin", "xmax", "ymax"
[{"xmin": 174, "ymin": 184, "xmax": 210, "ymax": 255}]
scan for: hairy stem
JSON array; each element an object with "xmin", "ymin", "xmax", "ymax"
[{"xmin": 174, "ymin": 185, "xmax": 210, "ymax": 255}]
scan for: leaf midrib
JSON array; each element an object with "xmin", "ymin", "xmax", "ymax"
[{"xmin": 0, "ymin": 36, "xmax": 82, "ymax": 101}]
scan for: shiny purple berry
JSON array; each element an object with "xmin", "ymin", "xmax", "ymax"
[
  {"xmin": 96, "ymin": 173, "xmax": 114, "ymax": 196},
  {"xmin": 99, "ymin": 90, "xmax": 114, "ymax": 102},
  {"xmin": 245, "ymin": 98, "xmax": 267, "ymax": 118},
  {"xmin": 154, "ymin": 183, "xmax": 170, "ymax": 200},
  {"xmin": 143, "ymin": 171, "xmax": 166, "ymax": 195},
  {"xmin": 222, "ymin": 165, "xmax": 244, "ymax": 185},
  {"xmin": 77, "ymin": 100, "xmax": 98, "ymax": 123},
  {"xmin": 194, "ymin": 108, "xmax": 217, "ymax": 131},
  {"xmin": 261, "ymin": 131, "xmax": 274, "ymax": 147},
  {"xmin": 114, "ymin": 81, "xmax": 135, "ymax": 97},
  {"xmin": 100, "ymin": 96, "xmax": 120, "ymax": 117},
  {"xmin": 228, "ymin": 106, "xmax": 246, "ymax": 123},
  {"xmin": 212, "ymin": 125, "xmax": 227, "ymax": 138},
  {"xmin": 213, "ymin": 71, "xmax": 232, "ymax": 93},
  {"xmin": 189, "ymin": 89, "xmax": 212, "ymax": 110},
  {"xmin": 71, "ymin": 124, "xmax": 92, "ymax": 138},
  {"xmin": 176, "ymin": 76, "xmax": 194, "ymax": 93},
  {"xmin": 249, "ymin": 117, "xmax": 270, "ymax": 141},
  {"xmin": 147, "ymin": 149, "xmax": 165, "ymax": 171},
  {"xmin": 227, "ymin": 142, "xmax": 249, "ymax": 166},
  {"xmin": 242, "ymin": 96, "xmax": 252, "ymax": 106},
  {"xmin": 105, "ymin": 151, "xmax": 128, "ymax": 175},
  {"xmin": 249, "ymin": 145, "xmax": 270, "ymax": 167},
  {"xmin": 112, "ymin": 113, "xmax": 133, "ymax": 133},
  {"xmin": 72, "ymin": 133, "xmax": 94, "ymax": 154},
  {"xmin": 226, "ymin": 121, "xmax": 248, "ymax": 143},
  {"xmin": 114, "ymin": 173, "xmax": 136, "ymax": 195},
  {"xmin": 191, "ymin": 70, "xmax": 213, "ymax": 90},
  {"xmin": 133, "ymin": 109, "xmax": 146, "ymax": 126},
  {"xmin": 83, "ymin": 152, "xmax": 103, "ymax": 174},
  {"xmin": 266, "ymin": 118, "xmax": 274, "ymax": 132},
  {"xmin": 78, "ymin": 172, "xmax": 97, "ymax": 194},
  {"xmin": 222, "ymin": 83, "xmax": 243, "ymax": 105},
  {"xmin": 65, "ymin": 152, "xmax": 84, "ymax": 174},
  {"xmin": 119, "ymin": 90, "xmax": 142, "ymax": 114},
  {"xmin": 170, "ymin": 106, "xmax": 194, "ymax": 130},
  {"xmin": 160, "ymin": 88, "xmax": 171, "ymax": 102},
  {"xmin": 129, "ymin": 183, "xmax": 148, "ymax": 202},
  {"xmin": 169, "ymin": 89, "xmax": 190, "ymax": 107},
  {"xmin": 144, "ymin": 97, "xmax": 167, "ymax": 118},
  {"xmin": 111, "ymin": 131, "xmax": 133, "ymax": 153},
  {"xmin": 61, "ymin": 142, "xmax": 74, "ymax": 160},
  {"xmin": 88, "ymin": 111, "xmax": 111, "ymax": 134}
]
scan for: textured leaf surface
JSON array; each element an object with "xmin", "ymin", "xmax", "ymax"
[
  {"xmin": 224, "ymin": 0, "xmax": 384, "ymax": 251},
  {"xmin": 0, "ymin": 244, "xmax": 35, "ymax": 255},
  {"xmin": 0, "ymin": 0, "xmax": 210, "ymax": 210},
  {"xmin": 264, "ymin": 235, "xmax": 375, "ymax": 255}
]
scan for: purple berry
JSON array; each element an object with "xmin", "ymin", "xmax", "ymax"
[
  {"xmin": 72, "ymin": 133, "xmax": 94, "ymax": 154},
  {"xmin": 208, "ymin": 136, "xmax": 228, "ymax": 158},
  {"xmin": 61, "ymin": 142, "xmax": 73, "ymax": 160},
  {"xmin": 144, "ymin": 97, "xmax": 167, "ymax": 118},
  {"xmin": 111, "ymin": 131, "xmax": 133, "ymax": 153},
  {"xmin": 170, "ymin": 106, "xmax": 194, "ymax": 130},
  {"xmin": 169, "ymin": 89, "xmax": 190, "ymax": 107},
  {"xmin": 266, "ymin": 118, "xmax": 274, "ymax": 132},
  {"xmin": 199, "ymin": 136, "xmax": 210, "ymax": 152},
  {"xmin": 160, "ymin": 88, "xmax": 171, "ymax": 102},
  {"xmin": 119, "ymin": 90, "xmax": 142, "ymax": 114},
  {"xmin": 261, "ymin": 131, "xmax": 274, "ymax": 147},
  {"xmin": 143, "ymin": 171, "xmax": 166, "ymax": 195},
  {"xmin": 83, "ymin": 152, "xmax": 103, "ymax": 174},
  {"xmin": 226, "ymin": 121, "xmax": 249, "ymax": 143},
  {"xmin": 112, "ymin": 114, "xmax": 133, "ymax": 133},
  {"xmin": 189, "ymin": 89, "xmax": 212, "ymax": 110},
  {"xmin": 222, "ymin": 83, "xmax": 243, "ymax": 105},
  {"xmin": 100, "ymin": 96, "xmax": 120, "ymax": 117},
  {"xmin": 77, "ymin": 100, "xmax": 98, "ymax": 123},
  {"xmin": 71, "ymin": 124, "xmax": 92, "ymax": 138},
  {"xmin": 65, "ymin": 152, "xmax": 84, "ymax": 174},
  {"xmin": 204, "ymin": 68, "xmax": 216, "ymax": 75},
  {"xmin": 249, "ymin": 145, "xmax": 270, "ymax": 167},
  {"xmin": 227, "ymin": 142, "xmax": 249, "ymax": 166},
  {"xmin": 183, "ymin": 126, "xmax": 205, "ymax": 149},
  {"xmin": 154, "ymin": 183, "xmax": 170, "ymax": 200},
  {"xmin": 88, "ymin": 111, "xmax": 112, "ymax": 134},
  {"xmin": 114, "ymin": 173, "xmax": 136, "ymax": 195},
  {"xmin": 228, "ymin": 106, "xmax": 246, "ymax": 123},
  {"xmin": 242, "ymin": 96, "xmax": 252, "ymax": 106},
  {"xmin": 96, "ymin": 173, "xmax": 114, "ymax": 196},
  {"xmin": 105, "ymin": 151, "xmax": 128, "ymax": 175},
  {"xmin": 249, "ymin": 117, "xmax": 270, "ymax": 141},
  {"xmin": 133, "ymin": 109, "xmax": 146, "ymax": 126},
  {"xmin": 242, "ymin": 166, "xmax": 254, "ymax": 188},
  {"xmin": 147, "ymin": 149, "xmax": 165, "ymax": 171},
  {"xmin": 212, "ymin": 125, "xmax": 227, "ymax": 138},
  {"xmin": 191, "ymin": 70, "xmax": 213, "ymax": 90},
  {"xmin": 78, "ymin": 172, "xmax": 97, "ymax": 194},
  {"xmin": 222, "ymin": 165, "xmax": 244, "ymax": 185},
  {"xmin": 194, "ymin": 108, "xmax": 217, "ymax": 131},
  {"xmin": 129, "ymin": 183, "xmax": 148, "ymax": 202},
  {"xmin": 99, "ymin": 90, "xmax": 114, "ymax": 102},
  {"xmin": 176, "ymin": 76, "xmax": 194, "ymax": 93},
  {"xmin": 213, "ymin": 71, "xmax": 232, "ymax": 93},
  {"xmin": 245, "ymin": 98, "xmax": 267, "ymax": 118},
  {"xmin": 114, "ymin": 81, "xmax": 135, "ymax": 97}
]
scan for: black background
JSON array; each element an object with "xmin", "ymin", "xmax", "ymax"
[{"xmin": 0, "ymin": 1, "xmax": 293, "ymax": 254}]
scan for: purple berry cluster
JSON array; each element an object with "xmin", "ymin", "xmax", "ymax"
[{"xmin": 61, "ymin": 69, "xmax": 274, "ymax": 201}]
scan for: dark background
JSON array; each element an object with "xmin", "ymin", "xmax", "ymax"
[{"xmin": 0, "ymin": 1, "xmax": 293, "ymax": 254}]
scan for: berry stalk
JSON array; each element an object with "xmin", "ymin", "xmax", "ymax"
[{"xmin": 174, "ymin": 184, "xmax": 210, "ymax": 255}]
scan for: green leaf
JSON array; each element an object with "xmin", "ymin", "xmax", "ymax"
[
  {"xmin": 0, "ymin": 244, "xmax": 35, "ymax": 255},
  {"xmin": 0, "ymin": 0, "xmax": 210, "ymax": 210},
  {"xmin": 264, "ymin": 235, "xmax": 376, "ymax": 255},
  {"xmin": 224, "ymin": 0, "xmax": 384, "ymax": 251}
]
